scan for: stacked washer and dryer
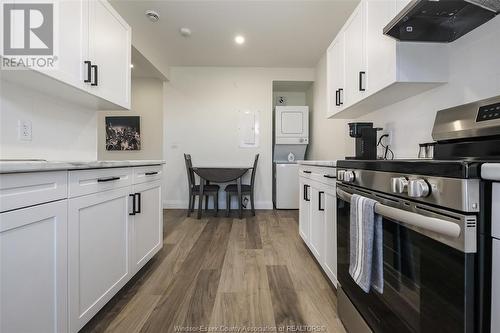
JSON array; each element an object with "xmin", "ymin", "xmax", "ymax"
[{"xmin": 273, "ymin": 106, "xmax": 309, "ymax": 209}]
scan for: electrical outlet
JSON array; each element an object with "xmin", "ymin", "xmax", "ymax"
[
  {"xmin": 384, "ymin": 129, "xmax": 393, "ymax": 146},
  {"xmin": 18, "ymin": 120, "xmax": 32, "ymax": 141}
]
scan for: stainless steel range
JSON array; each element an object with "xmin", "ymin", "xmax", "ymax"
[{"xmin": 336, "ymin": 95, "xmax": 500, "ymax": 333}]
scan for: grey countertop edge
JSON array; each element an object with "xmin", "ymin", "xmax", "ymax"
[
  {"xmin": 296, "ymin": 160, "xmax": 337, "ymax": 168},
  {"xmin": 0, "ymin": 160, "xmax": 166, "ymax": 174},
  {"xmin": 481, "ymin": 163, "xmax": 500, "ymax": 181}
]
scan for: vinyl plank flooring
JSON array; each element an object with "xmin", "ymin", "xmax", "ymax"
[
  {"xmin": 266, "ymin": 265, "xmax": 306, "ymax": 329},
  {"xmin": 182, "ymin": 269, "xmax": 222, "ymax": 328},
  {"xmin": 79, "ymin": 210, "xmax": 343, "ymax": 333},
  {"xmin": 245, "ymin": 217, "xmax": 262, "ymax": 249},
  {"xmin": 139, "ymin": 218, "xmax": 221, "ymax": 333}
]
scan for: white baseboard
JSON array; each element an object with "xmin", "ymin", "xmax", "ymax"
[{"xmin": 163, "ymin": 200, "xmax": 273, "ymax": 210}]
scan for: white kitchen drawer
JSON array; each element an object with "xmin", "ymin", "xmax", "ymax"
[
  {"xmin": 299, "ymin": 166, "xmax": 337, "ymax": 186},
  {"xmin": 68, "ymin": 168, "xmax": 132, "ymax": 198},
  {"xmin": 299, "ymin": 166, "xmax": 314, "ymax": 179},
  {"xmin": 0, "ymin": 171, "xmax": 68, "ymax": 212},
  {"xmin": 310, "ymin": 167, "xmax": 337, "ymax": 187},
  {"xmin": 132, "ymin": 165, "xmax": 163, "ymax": 185}
]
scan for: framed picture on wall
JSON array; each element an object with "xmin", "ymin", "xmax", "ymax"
[{"xmin": 105, "ymin": 116, "xmax": 141, "ymax": 151}]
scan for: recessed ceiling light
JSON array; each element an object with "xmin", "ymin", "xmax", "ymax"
[
  {"xmin": 235, "ymin": 35, "xmax": 245, "ymax": 45},
  {"xmin": 130, "ymin": 64, "xmax": 134, "ymax": 68},
  {"xmin": 179, "ymin": 27, "xmax": 192, "ymax": 37},
  {"xmin": 145, "ymin": 10, "xmax": 160, "ymax": 22}
]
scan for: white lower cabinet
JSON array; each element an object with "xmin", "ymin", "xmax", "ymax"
[
  {"xmin": 323, "ymin": 185, "xmax": 338, "ymax": 285},
  {"xmin": 0, "ymin": 201, "xmax": 68, "ymax": 333},
  {"xmin": 309, "ymin": 181, "xmax": 326, "ymax": 262},
  {"xmin": 298, "ymin": 166, "xmax": 337, "ymax": 287},
  {"xmin": 0, "ymin": 166, "xmax": 163, "ymax": 333},
  {"xmin": 299, "ymin": 177, "xmax": 311, "ymax": 243},
  {"xmin": 131, "ymin": 180, "xmax": 163, "ymax": 273},
  {"xmin": 68, "ymin": 187, "xmax": 133, "ymax": 332}
]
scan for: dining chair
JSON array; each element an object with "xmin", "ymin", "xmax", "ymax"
[
  {"xmin": 224, "ymin": 154, "xmax": 259, "ymax": 216},
  {"xmin": 184, "ymin": 154, "xmax": 220, "ymax": 217}
]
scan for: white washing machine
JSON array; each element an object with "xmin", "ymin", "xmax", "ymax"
[{"xmin": 274, "ymin": 163, "xmax": 300, "ymax": 209}]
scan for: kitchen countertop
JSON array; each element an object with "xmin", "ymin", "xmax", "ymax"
[
  {"xmin": 296, "ymin": 160, "xmax": 337, "ymax": 168},
  {"xmin": 0, "ymin": 160, "xmax": 165, "ymax": 174}
]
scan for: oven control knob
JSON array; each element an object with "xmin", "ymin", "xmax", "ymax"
[
  {"xmin": 391, "ymin": 177, "xmax": 408, "ymax": 194},
  {"xmin": 408, "ymin": 179, "xmax": 430, "ymax": 198},
  {"xmin": 344, "ymin": 171, "xmax": 355, "ymax": 183},
  {"xmin": 338, "ymin": 170, "xmax": 345, "ymax": 181}
]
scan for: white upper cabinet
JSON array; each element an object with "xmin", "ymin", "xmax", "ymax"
[
  {"xmin": 343, "ymin": 2, "xmax": 366, "ymax": 107},
  {"xmin": 38, "ymin": 0, "xmax": 88, "ymax": 90},
  {"xmin": 326, "ymin": 0, "xmax": 448, "ymax": 119},
  {"xmin": 2, "ymin": 0, "xmax": 131, "ymax": 110},
  {"xmin": 365, "ymin": 0, "xmax": 397, "ymax": 93},
  {"xmin": 87, "ymin": 0, "xmax": 131, "ymax": 109},
  {"xmin": 326, "ymin": 34, "xmax": 345, "ymax": 117}
]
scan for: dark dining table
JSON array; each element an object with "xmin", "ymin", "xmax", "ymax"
[{"xmin": 191, "ymin": 167, "xmax": 252, "ymax": 219}]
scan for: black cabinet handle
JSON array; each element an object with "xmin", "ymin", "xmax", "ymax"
[
  {"xmin": 145, "ymin": 171, "xmax": 159, "ymax": 176},
  {"xmin": 135, "ymin": 193, "xmax": 141, "ymax": 214},
  {"xmin": 324, "ymin": 174, "xmax": 336, "ymax": 179},
  {"xmin": 304, "ymin": 185, "xmax": 310, "ymax": 202},
  {"xmin": 359, "ymin": 71, "xmax": 366, "ymax": 91},
  {"xmin": 303, "ymin": 170, "xmax": 312, "ymax": 174},
  {"xmin": 91, "ymin": 64, "xmax": 98, "ymax": 86},
  {"xmin": 97, "ymin": 176, "xmax": 120, "ymax": 182},
  {"xmin": 335, "ymin": 89, "xmax": 340, "ymax": 106},
  {"xmin": 319, "ymin": 191, "xmax": 325, "ymax": 211},
  {"xmin": 84, "ymin": 61, "xmax": 92, "ymax": 83},
  {"xmin": 129, "ymin": 194, "xmax": 136, "ymax": 216},
  {"xmin": 339, "ymin": 88, "xmax": 344, "ymax": 105}
]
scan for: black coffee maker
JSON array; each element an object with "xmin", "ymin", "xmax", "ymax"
[{"xmin": 347, "ymin": 122, "xmax": 380, "ymax": 160}]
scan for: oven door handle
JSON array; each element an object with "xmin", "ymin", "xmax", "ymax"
[{"xmin": 336, "ymin": 188, "xmax": 461, "ymax": 239}]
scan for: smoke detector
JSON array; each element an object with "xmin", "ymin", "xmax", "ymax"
[
  {"xmin": 145, "ymin": 10, "xmax": 160, "ymax": 22},
  {"xmin": 179, "ymin": 27, "xmax": 192, "ymax": 37}
]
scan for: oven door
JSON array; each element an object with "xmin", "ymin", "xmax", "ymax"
[{"xmin": 337, "ymin": 184, "xmax": 477, "ymax": 333}]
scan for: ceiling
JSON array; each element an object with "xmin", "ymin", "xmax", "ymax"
[
  {"xmin": 111, "ymin": 0, "xmax": 359, "ymax": 68},
  {"xmin": 131, "ymin": 46, "xmax": 167, "ymax": 80}
]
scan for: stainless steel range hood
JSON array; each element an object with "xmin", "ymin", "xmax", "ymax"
[{"xmin": 384, "ymin": 0, "xmax": 499, "ymax": 42}]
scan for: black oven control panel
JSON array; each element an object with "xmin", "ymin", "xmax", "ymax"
[{"xmin": 476, "ymin": 102, "xmax": 500, "ymax": 122}]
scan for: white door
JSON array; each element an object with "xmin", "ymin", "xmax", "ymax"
[
  {"xmin": 88, "ymin": 0, "xmax": 131, "ymax": 109},
  {"xmin": 323, "ymin": 186, "xmax": 337, "ymax": 286},
  {"xmin": 0, "ymin": 201, "xmax": 68, "ymax": 333},
  {"xmin": 327, "ymin": 34, "xmax": 345, "ymax": 117},
  {"xmin": 299, "ymin": 178, "xmax": 311, "ymax": 244},
  {"xmin": 366, "ymin": 0, "xmax": 397, "ymax": 94},
  {"xmin": 344, "ymin": 2, "xmax": 366, "ymax": 106},
  {"xmin": 68, "ymin": 187, "xmax": 132, "ymax": 332},
  {"xmin": 131, "ymin": 181, "xmax": 163, "ymax": 273},
  {"xmin": 309, "ymin": 182, "xmax": 326, "ymax": 262},
  {"xmin": 38, "ymin": 0, "xmax": 89, "ymax": 90}
]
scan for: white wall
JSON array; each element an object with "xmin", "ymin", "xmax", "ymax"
[
  {"xmin": 0, "ymin": 79, "xmax": 97, "ymax": 161},
  {"xmin": 97, "ymin": 78, "xmax": 164, "ymax": 160},
  {"xmin": 272, "ymin": 91, "xmax": 307, "ymax": 106},
  {"xmin": 309, "ymin": 15, "xmax": 500, "ymax": 160},
  {"xmin": 163, "ymin": 66, "xmax": 315, "ymax": 209}
]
